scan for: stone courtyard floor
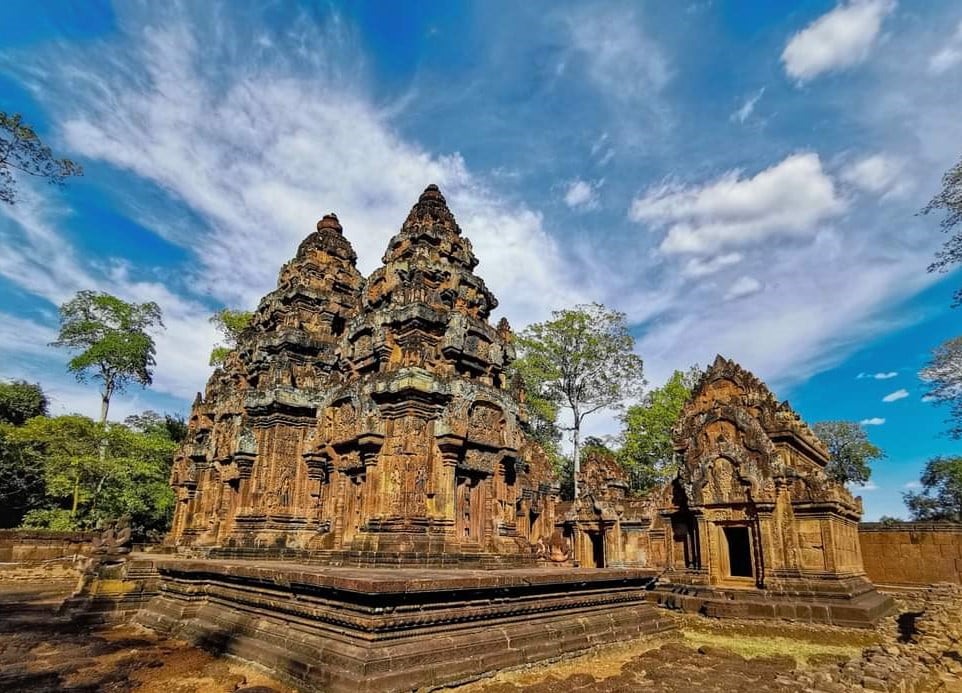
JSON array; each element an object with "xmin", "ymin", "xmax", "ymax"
[{"xmin": 0, "ymin": 575, "xmax": 959, "ymax": 692}]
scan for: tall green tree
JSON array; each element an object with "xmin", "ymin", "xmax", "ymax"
[
  {"xmin": 514, "ymin": 303, "xmax": 644, "ymax": 497},
  {"xmin": 209, "ymin": 308, "xmax": 253, "ymax": 366},
  {"xmin": 903, "ymin": 456, "xmax": 962, "ymax": 523},
  {"xmin": 0, "ymin": 424, "xmax": 46, "ymax": 527},
  {"xmin": 922, "ymin": 155, "xmax": 962, "ymax": 305},
  {"xmin": 11, "ymin": 415, "xmax": 176, "ymax": 535},
  {"xmin": 50, "ymin": 291, "xmax": 164, "ymax": 424},
  {"xmin": 920, "ymin": 156, "xmax": 962, "ymax": 437},
  {"xmin": 619, "ymin": 367, "xmax": 701, "ymax": 494},
  {"xmin": 1, "ymin": 112, "xmax": 82, "ymax": 205},
  {"xmin": 0, "ymin": 379, "xmax": 48, "ymax": 425},
  {"xmin": 920, "ymin": 336, "xmax": 962, "ymax": 439},
  {"xmin": 124, "ymin": 410, "xmax": 188, "ymax": 443},
  {"xmin": 811, "ymin": 421, "xmax": 885, "ymax": 486}
]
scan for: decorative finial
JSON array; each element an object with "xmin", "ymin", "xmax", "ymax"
[
  {"xmin": 317, "ymin": 213, "xmax": 342, "ymax": 233},
  {"xmin": 418, "ymin": 184, "xmax": 446, "ymax": 204}
]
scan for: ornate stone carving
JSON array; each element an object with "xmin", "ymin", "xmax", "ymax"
[{"xmin": 168, "ymin": 186, "xmax": 555, "ymax": 559}]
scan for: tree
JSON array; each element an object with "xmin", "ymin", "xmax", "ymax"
[
  {"xmin": 811, "ymin": 420, "xmax": 885, "ymax": 486},
  {"xmin": 0, "ymin": 425, "xmax": 46, "ymax": 527},
  {"xmin": 0, "ymin": 379, "xmax": 48, "ymax": 425},
  {"xmin": 1, "ymin": 112, "xmax": 82, "ymax": 205},
  {"xmin": 903, "ymin": 456, "xmax": 962, "ymax": 522},
  {"xmin": 10, "ymin": 415, "xmax": 176, "ymax": 536},
  {"xmin": 209, "ymin": 308, "xmax": 253, "ymax": 366},
  {"xmin": 125, "ymin": 410, "xmax": 188, "ymax": 443},
  {"xmin": 50, "ymin": 291, "xmax": 164, "ymax": 424},
  {"xmin": 920, "ymin": 336, "xmax": 962, "ymax": 439},
  {"xmin": 514, "ymin": 303, "xmax": 644, "ymax": 497},
  {"xmin": 922, "ymin": 156, "xmax": 962, "ymax": 305},
  {"xmin": 619, "ymin": 367, "xmax": 701, "ymax": 494}
]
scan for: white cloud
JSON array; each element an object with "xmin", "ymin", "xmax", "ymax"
[
  {"xmin": 857, "ymin": 370, "xmax": 898, "ymax": 379},
  {"xmin": 725, "ymin": 276, "xmax": 763, "ymax": 301},
  {"xmin": 681, "ymin": 252, "xmax": 743, "ymax": 278},
  {"xmin": 904, "ymin": 480, "xmax": 922, "ymax": 489},
  {"xmin": 782, "ymin": 0, "xmax": 896, "ymax": 82},
  {"xmin": 929, "ymin": 21, "xmax": 962, "ymax": 74},
  {"xmin": 30, "ymin": 13, "xmax": 584, "ymax": 338},
  {"xmin": 849, "ymin": 481, "xmax": 879, "ymax": 493},
  {"xmin": 860, "ymin": 417, "xmax": 886, "ymax": 425},
  {"xmin": 0, "ymin": 312, "xmax": 57, "ymax": 357},
  {"xmin": 882, "ymin": 388, "xmax": 909, "ymax": 402},
  {"xmin": 567, "ymin": 8, "xmax": 671, "ymax": 105},
  {"xmin": 731, "ymin": 87, "xmax": 765, "ymax": 124},
  {"xmin": 563, "ymin": 179, "xmax": 600, "ymax": 210},
  {"xmin": 630, "ymin": 153, "xmax": 845, "ymax": 255},
  {"xmin": 841, "ymin": 154, "xmax": 909, "ymax": 199}
]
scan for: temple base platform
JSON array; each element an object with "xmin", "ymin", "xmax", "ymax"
[
  {"xmin": 68, "ymin": 554, "xmax": 674, "ymax": 692},
  {"xmin": 647, "ymin": 576, "xmax": 894, "ymax": 628}
]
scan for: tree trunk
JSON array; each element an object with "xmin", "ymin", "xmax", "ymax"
[
  {"xmin": 572, "ymin": 416, "xmax": 581, "ymax": 499},
  {"xmin": 98, "ymin": 384, "xmax": 112, "ymax": 462},
  {"xmin": 71, "ymin": 466, "xmax": 80, "ymax": 518}
]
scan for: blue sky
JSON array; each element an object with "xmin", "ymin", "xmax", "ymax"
[{"xmin": 1, "ymin": 0, "xmax": 961, "ymax": 519}]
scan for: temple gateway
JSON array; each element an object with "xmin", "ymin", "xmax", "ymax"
[{"xmin": 75, "ymin": 186, "xmax": 891, "ymax": 692}]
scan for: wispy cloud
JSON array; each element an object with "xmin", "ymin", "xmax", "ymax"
[
  {"xmin": 731, "ymin": 88, "xmax": 765, "ymax": 124},
  {"xmin": 563, "ymin": 179, "xmax": 601, "ymax": 211},
  {"xmin": 782, "ymin": 0, "xmax": 897, "ymax": 83},
  {"xmin": 857, "ymin": 371, "xmax": 898, "ymax": 379},
  {"xmin": 849, "ymin": 480, "xmax": 880, "ymax": 493},
  {"xmin": 630, "ymin": 153, "xmax": 845, "ymax": 255},
  {"xmin": 904, "ymin": 480, "xmax": 922, "ymax": 489},
  {"xmin": 860, "ymin": 417, "xmax": 886, "ymax": 425},
  {"xmin": 882, "ymin": 388, "xmax": 909, "ymax": 402},
  {"xmin": 19, "ymin": 7, "xmax": 585, "ymax": 340},
  {"xmin": 841, "ymin": 154, "xmax": 910, "ymax": 199},
  {"xmin": 725, "ymin": 276, "xmax": 763, "ymax": 301},
  {"xmin": 929, "ymin": 20, "xmax": 962, "ymax": 74}
]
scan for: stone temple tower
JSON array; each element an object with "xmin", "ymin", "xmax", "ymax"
[{"xmin": 169, "ymin": 185, "xmax": 557, "ymax": 564}]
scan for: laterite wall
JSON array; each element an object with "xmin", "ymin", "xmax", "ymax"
[
  {"xmin": 859, "ymin": 522, "xmax": 962, "ymax": 586},
  {"xmin": 0, "ymin": 529, "xmax": 96, "ymax": 564}
]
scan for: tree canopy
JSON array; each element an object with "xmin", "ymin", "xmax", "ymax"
[
  {"xmin": 514, "ymin": 303, "xmax": 644, "ymax": 497},
  {"xmin": 209, "ymin": 308, "xmax": 253, "ymax": 366},
  {"xmin": 8, "ymin": 413, "xmax": 177, "ymax": 537},
  {"xmin": 0, "ymin": 111, "xmax": 82, "ymax": 205},
  {"xmin": 50, "ymin": 291, "xmax": 164, "ymax": 423},
  {"xmin": 922, "ymin": 156, "xmax": 962, "ymax": 305},
  {"xmin": 904, "ymin": 456, "xmax": 962, "ymax": 523},
  {"xmin": 811, "ymin": 420, "xmax": 885, "ymax": 486},
  {"xmin": 0, "ymin": 379, "xmax": 48, "ymax": 426},
  {"xmin": 920, "ymin": 335, "xmax": 962, "ymax": 439},
  {"xmin": 619, "ymin": 367, "xmax": 701, "ymax": 494}
]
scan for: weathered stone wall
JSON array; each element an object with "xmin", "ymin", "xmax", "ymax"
[
  {"xmin": 0, "ymin": 529, "xmax": 96, "ymax": 564},
  {"xmin": 858, "ymin": 522, "xmax": 962, "ymax": 585}
]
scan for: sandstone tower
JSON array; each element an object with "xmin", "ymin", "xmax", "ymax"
[{"xmin": 168, "ymin": 185, "xmax": 556, "ymax": 563}]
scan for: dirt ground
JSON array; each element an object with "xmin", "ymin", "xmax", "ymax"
[{"xmin": 0, "ymin": 579, "xmax": 293, "ymax": 693}]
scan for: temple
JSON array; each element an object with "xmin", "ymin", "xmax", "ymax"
[
  {"xmin": 68, "ymin": 186, "xmax": 894, "ymax": 691},
  {"xmin": 169, "ymin": 184, "xmax": 557, "ymax": 564}
]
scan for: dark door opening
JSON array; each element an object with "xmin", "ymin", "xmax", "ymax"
[
  {"xmin": 723, "ymin": 526, "xmax": 753, "ymax": 578},
  {"xmin": 589, "ymin": 532, "xmax": 606, "ymax": 568}
]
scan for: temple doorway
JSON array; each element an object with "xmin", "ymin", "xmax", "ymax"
[
  {"xmin": 589, "ymin": 531, "xmax": 605, "ymax": 568},
  {"xmin": 723, "ymin": 526, "xmax": 753, "ymax": 578}
]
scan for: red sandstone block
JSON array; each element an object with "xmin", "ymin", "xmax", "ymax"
[{"xmin": 940, "ymin": 544, "xmax": 961, "ymax": 559}]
